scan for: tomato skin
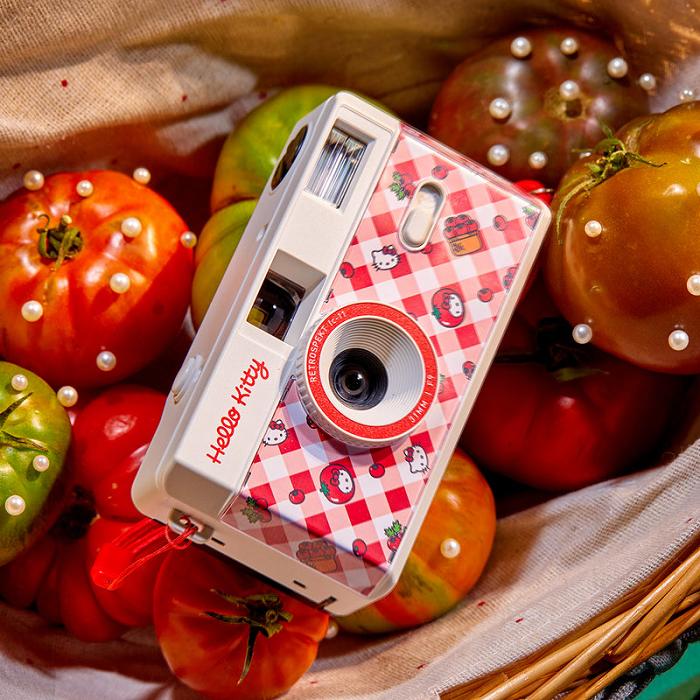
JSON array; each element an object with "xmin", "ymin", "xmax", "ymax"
[
  {"xmin": 0, "ymin": 361, "xmax": 72, "ymax": 565},
  {"xmin": 338, "ymin": 450, "xmax": 495, "ymax": 634},
  {"xmin": 544, "ymin": 102, "xmax": 700, "ymax": 374},
  {"xmin": 429, "ymin": 28, "xmax": 648, "ymax": 186},
  {"xmin": 154, "ymin": 545, "xmax": 328, "ymax": 700},
  {"xmin": 211, "ymin": 86, "xmax": 341, "ymax": 212},
  {"xmin": 0, "ymin": 385, "xmax": 166, "ymax": 640},
  {"xmin": 460, "ymin": 283, "xmax": 685, "ymax": 491},
  {"xmin": 191, "ymin": 200, "xmax": 255, "ymax": 328},
  {"xmin": 0, "ymin": 170, "xmax": 193, "ymax": 388}
]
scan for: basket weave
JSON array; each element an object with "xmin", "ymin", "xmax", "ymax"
[{"xmin": 443, "ymin": 540, "xmax": 700, "ymax": 699}]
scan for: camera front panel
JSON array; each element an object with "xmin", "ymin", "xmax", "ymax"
[{"xmin": 220, "ymin": 123, "xmax": 546, "ymax": 596}]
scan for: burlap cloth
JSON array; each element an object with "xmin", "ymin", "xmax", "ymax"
[{"xmin": 0, "ymin": 2, "xmax": 699, "ymax": 698}]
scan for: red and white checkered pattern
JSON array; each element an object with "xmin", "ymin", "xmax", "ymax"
[{"xmin": 221, "ymin": 125, "xmax": 542, "ymax": 594}]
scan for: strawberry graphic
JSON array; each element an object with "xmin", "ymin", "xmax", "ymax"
[
  {"xmin": 523, "ymin": 205, "xmax": 540, "ymax": 229},
  {"xmin": 319, "ymin": 464, "xmax": 355, "ymax": 505},
  {"xmin": 240, "ymin": 496, "xmax": 272, "ymax": 524},
  {"xmin": 431, "ymin": 287, "xmax": 465, "ymax": 328},
  {"xmin": 384, "ymin": 520, "xmax": 405, "ymax": 552}
]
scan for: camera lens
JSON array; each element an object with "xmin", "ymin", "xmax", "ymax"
[{"xmin": 330, "ymin": 348, "xmax": 387, "ymax": 410}]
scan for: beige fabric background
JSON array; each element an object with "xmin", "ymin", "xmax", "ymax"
[{"xmin": 0, "ymin": 1, "xmax": 699, "ymax": 698}]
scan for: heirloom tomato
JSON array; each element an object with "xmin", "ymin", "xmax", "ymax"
[
  {"xmin": 211, "ymin": 85, "xmax": 340, "ymax": 212},
  {"xmin": 191, "ymin": 200, "xmax": 255, "ymax": 328},
  {"xmin": 0, "ymin": 362, "xmax": 71, "ymax": 565},
  {"xmin": 0, "ymin": 170, "xmax": 193, "ymax": 388},
  {"xmin": 429, "ymin": 28, "xmax": 649, "ymax": 186},
  {"xmin": 338, "ymin": 449, "xmax": 495, "ymax": 634},
  {"xmin": 154, "ymin": 545, "xmax": 329, "ymax": 700},
  {"xmin": 0, "ymin": 385, "xmax": 166, "ymax": 641},
  {"xmin": 545, "ymin": 101, "xmax": 700, "ymax": 374},
  {"xmin": 460, "ymin": 281, "xmax": 685, "ymax": 491}
]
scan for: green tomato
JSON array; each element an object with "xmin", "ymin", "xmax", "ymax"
[
  {"xmin": 191, "ymin": 200, "xmax": 256, "ymax": 328},
  {"xmin": 0, "ymin": 362, "xmax": 71, "ymax": 565},
  {"xmin": 211, "ymin": 85, "xmax": 341, "ymax": 213}
]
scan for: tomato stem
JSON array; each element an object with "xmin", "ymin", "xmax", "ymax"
[
  {"xmin": 0, "ymin": 392, "xmax": 49, "ymax": 452},
  {"xmin": 205, "ymin": 591, "xmax": 293, "ymax": 684},
  {"xmin": 555, "ymin": 125, "xmax": 665, "ymax": 243},
  {"xmin": 36, "ymin": 214, "xmax": 84, "ymax": 269}
]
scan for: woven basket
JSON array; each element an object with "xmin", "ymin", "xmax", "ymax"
[{"xmin": 445, "ymin": 541, "xmax": 700, "ymax": 699}]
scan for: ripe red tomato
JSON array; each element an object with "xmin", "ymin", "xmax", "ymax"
[
  {"xmin": 338, "ymin": 449, "xmax": 495, "ymax": 634},
  {"xmin": 0, "ymin": 385, "xmax": 166, "ymax": 641},
  {"xmin": 460, "ymin": 281, "xmax": 685, "ymax": 491},
  {"xmin": 0, "ymin": 171, "xmax": 193, "ymax": 388},
  {"xmin": 544, "ymin": 101, "xmax": 700, "ymax": 374},
  {"xmin": 154, "ymin": 545, "xmax": 329, "ymax": 700},
  {"xmin": 429, "ymin": 28, "xmax": 649, "ymax": 186}
]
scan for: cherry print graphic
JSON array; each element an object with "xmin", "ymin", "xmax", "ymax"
[
  {"xmin": 352, "ymin": 538, "xmax": 367, "ymax": 557},
  {"xmin": 369, "ymin": 463, "xmax": 385, "ymax": 479},
  {"xmin": 289, "ymin": 489, "xmax": 306, "ymax": 505},
  {"xmin": 431, "ymin": 165, "xmax": 448, "ymax": 180},
  {"xmin": 478, "ymin": 288, "xmax": 493, "ymax": 303},
  {"xmin": 319, "ymin": 464, "xmax": 355, "ymax": 505},
  {"xmin": 463, "ymin": 360, "xmax": 476, "ymax": 380},
  {"xmin": 340, "ymin": 261, "xmax": 355, "ymax": 278},
  {"xmin": 431, "ymin": 287, "xmax": 465, "ymax": 327},
  {"xmin": 493, "ymin": 214, "xmax": 508, "ymax": 231}
]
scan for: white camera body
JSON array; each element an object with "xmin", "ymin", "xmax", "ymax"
[{"xmin": 132, "ymin": 92, "xmax": 550, "ymax": 615}]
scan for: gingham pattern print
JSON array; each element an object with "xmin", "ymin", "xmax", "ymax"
[{"xmin": 222, "ymin": 124, "xmax": 543, "ymax": 594}]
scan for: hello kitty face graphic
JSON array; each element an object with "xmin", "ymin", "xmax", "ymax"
[
  {"xmin": 404, "ymin": 444, "xmax": 429, "ymax": 474},
  {"xmin": 319, "ymin": 464, "xmax": 356, "ymax": 505},
  {"xmin": 262, "ymin": 419, "xmax": 288, "ymax": 446},
  {"xmin": 431, "ymin": 287, "xmax": 465, "ymax": 328},
  {"xmin": 371, "ymin": 245, "xmax": 400, "ymax": 271}
]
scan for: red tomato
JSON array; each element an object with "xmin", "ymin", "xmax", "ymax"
[
  {"xmin": 0, "ymin": 385, "xmax": 166, "ymax": 641},
  {"xmin": 0, "ymin": 171, "xmax": 193, "ymax": 388},
  {"xmin": 154, "ymin": 545, "xmax": 329, "ymax": 700},
  {"xmin": 460, "ymin": 280, "xmax": 686, "ymax": 491}
]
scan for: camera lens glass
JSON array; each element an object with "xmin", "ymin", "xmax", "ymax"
[{"xmin": 329, "ymin": 348, "xmax": 388, "ymax": 410}]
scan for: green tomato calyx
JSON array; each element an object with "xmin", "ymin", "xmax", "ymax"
[
  {"xmin": 205, "ymin": 590, "xmax": 293, "ymax": 684},
  {"xmin": 36, "ymin": 213, "xmax": 84, "ymax": 269},
  {"xmin": 555, "ymin": 125, "xmax": 665, "ymax": 243},
  {"xmin": 0, "ymin": 393, "xmax": 49, "ymax": 452}
]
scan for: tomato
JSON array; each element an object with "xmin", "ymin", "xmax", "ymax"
[
  {"xmin": 460, "ymin": 280, "xmax": 686, "ymax": 491},
  {"xmin": 429, "ymin": 28, "xmax": 649, "ymax": 186},
  {"xmin": 211, "ymin": 85, "xmax": 340, "ymax": 212},
  {"xmin": 0, "ymin": 362, "xmax": 71, "ymax": 565},
  {"xmin": 154, "ymin": 545, "xmax": 329, "ymax": 700},
  {"xmin": 544, "ymin": 101, "xmax": 700, "ymax": 374},
  {"xmin": 0, "ymin": 385, "xmax": 166, "ymax": 641},
  {"xmin": 337, "ymin": 449, "xmax": 495, "ymax": 634},
  {"xmin": 0, "ymin": 170, "xmax": 193, "ymax": 388},
  {"xmin": 191, "ymin": 200, "xmax": 256, "ymax": 328}
]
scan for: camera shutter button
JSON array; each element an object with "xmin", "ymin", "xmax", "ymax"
[{"xmin": 399, "ymin": 182, "xmax": 444, "ymax": 250}]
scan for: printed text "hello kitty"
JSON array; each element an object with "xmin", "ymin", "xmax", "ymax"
[{"xmin": 205, "ymin": 358, "xmax": 269, "ymax": 465}]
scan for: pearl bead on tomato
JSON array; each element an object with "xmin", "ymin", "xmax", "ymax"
[
  {"xmin": 668, "ymin": 330, "xmax": 689, "ymax": 351},
  {"xmin": 23, "ymin": 170, "xmax": 45, "ymax": 191},
  {"xmin": 489, "ymin": 97, "xmax": 512, "ymax": 120},
  {"xmin": 109, "ymin": 272, "xmax": 131, "ymax": 294},
  {"xmin": 559, "ymin": 80, "xmax": 581, "ymax": 101},
  {"xmin": 638, "ymin": 73, "xmax": 657, "ymax": 92},
  {"xmin": 5, "ymin": 495, "xmax": 25, "ymax": 516},
  {"xmin": 21, "ymin": 300, "xmax": 43, "ymax": 322},
  {"xmin": 687, "ymin": 275, "xmax": 700, "ymax": 296},
  {"xmin": 510, "ymin": 37, "xmax": 532, "ymax": 59},
  {"xmin": 132, "ymin": 167, "xmax": 151, "ymax": 185},
  {"xmin": 96, "ymin": 351, "xmax": 116, "ymax": 372},
  {"xmin": 573, "ymin": 323, "xmax": 593, "ymax": 344},
  {"xmin": 121, "ymin": 217, "xmax": 142, "ymax": 238},
  {"xmin": 180, "ymin": 231, "xmax": 197, "ymax": 248},
  {"xmin": 528, "ymin": 151, "xmax": 547, "ymax": 169},
  {"xmin": 10, "ymin": 374, "xmax": 28, "ymax": 391},
  {"xmin": 487, "ymin": 144, "xmax": 510, "ymax": 166},
  {"xmin": 607, "ymin": 57, "xmax": 628, "ymax": 79},
  {"xmin": 57, "ymin": 386, "xmax": 78, "ymax": 407},
  {"xmin": 32, "ymin": 455, "xmax": 50, "ymax": 472},
  {"xmin": 560, "ymin": 37, "xmax": 579, "ymax": 55},
  {"xmin": 440, "ymin": 538, "xmax": 461, "ymax": 559},
  {"xmin": 585, "ymin": 220, "xmax": 603, "ymax": 238},
  {"xmin": 76, "ymin": 179, "xmax": 94, "ymax": 197}
]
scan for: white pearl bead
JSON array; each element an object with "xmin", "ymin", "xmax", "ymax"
[
  {"xmin": 121, "ymin": 217, "xmax": 142, "ymax": 238},
  {"xmin": 57, "ymin": 386, "xmax": 78, "ymax": 407},
  {"xmin": 560, "ymin": 37, "xmax": 579, "ymax": 56},
  {"xmin": 23, "ymin": 170, "xmax": 45, "ymax": 191},
  {"xmin": 668, "ymin": 329, "xmax": 689, "ymax": 351},
  {"xmin": 559, "ymin": 80, "xmax": 581, "ymax": 101},
  {"xmin": 76, "ymin": 179, "xmax": 94, "ymax": 197},
  {"xmin": 10, "ymin": 374, "xmax": 29, "ymax": 391},
  {"xmin": 687, "ymin": 275, "xmax": 700, "ymax": 296},
  {"xmin": 5, "ymin": 495, "xmax": 26, "ymax": 516},
  {"xmin": 32, "ymin": 454, "xmax": 50, "ymax": 472},
  {"xmin": 510, "ymin": 36, "xmax": 532, "ymax": 59},
  {"xmin": 489, "ymin": 97, "xmax": 512, "ymax": 120},
  {"xmin": 528, "ymin": 151, "xmax": 548, "ymax": 169},
  {"xmin": 109, "ymin": 272, "xmax": 131, "ymax": 294},
  {"xmin": 325, "ymin": 619, "xmax": 339, "ymax": 639},
  {"xmin": 132, "ymin": 167, "xmax": 151, "ymax": 185},
  {"xmin": 607, "ymin": 57, "xmax": 628, "ymax": 79},
  {"xmin": 180, "ymin": 231, "xmax": 197, "ymax": 248},
  {"xmin": 487, "ymin": 144, "xmax": 510, "ymax": 166},
  {"xmin": 679, "ymin": 88, "xmax": 696, "ymax": 103},
  {"xmin": 584, "ymin": 220, "xmax": 603, "ymax": 238},
  {"xmin": 96, "ymin": 350, "xmax": 117, "ymax": 372},
  {"xmin": 440, "ymin": 538, "xmax": 461, "ymax": 559},
  {"xmin": 21, "ymin": 300, "xmax": 44, "ymax": 322},
  {"xmin": 638, "ymin": 73, "xmax": 657, "ymax": 92},
  {"xmin": 573, "ymin": 323, "xmax": 593, "ymax": 344}
]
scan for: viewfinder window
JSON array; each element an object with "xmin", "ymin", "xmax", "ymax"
[{"xmin": 247, "ymin": 271, "xmax": 305, "ymax": 341}]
